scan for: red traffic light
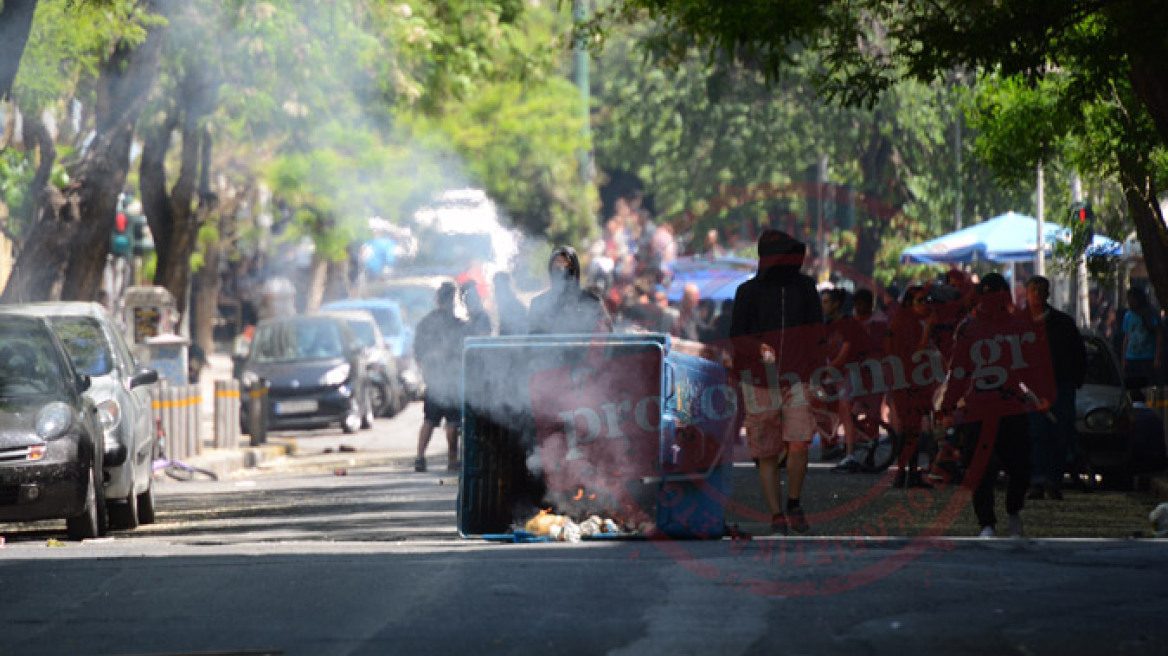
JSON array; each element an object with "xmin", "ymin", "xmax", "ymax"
[
  {"xmin": 1078, "ymin": 208, "xmax": 1087, "ymax": 222},
  {"xmin": 115, "ymin": 212, "xmax": 128, "ymax": 232}
]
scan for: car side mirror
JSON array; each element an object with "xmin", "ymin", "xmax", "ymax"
[
  {"xmin": 130, "ymin": 368, "xmax": 159, "ymax": 389},
  {"xmin": 76, "ymin": 373, "xmax": 91, "ymax": 393}
]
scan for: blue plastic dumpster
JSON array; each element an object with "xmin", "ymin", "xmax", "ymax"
[{"xmin": 458, "ymin": 333, "xmax": 738, "ymax": 539}]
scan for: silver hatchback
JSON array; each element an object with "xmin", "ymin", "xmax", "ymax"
[{"xmin": 0, "ymin": 303, "xmax": 159, "ymax": 529}]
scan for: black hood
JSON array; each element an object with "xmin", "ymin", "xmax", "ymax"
[
  {"xmin": 548, "ymin": 246, "xmax": 582, "ymax": 292},
  {"xmin": 548, "ymin": 246, "xmax": 582, "ymax": 282},
  {"xmin": 757, "ymin": 230, "xmax": 806, "ymax": 284}
]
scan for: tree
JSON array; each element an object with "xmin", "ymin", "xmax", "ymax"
[
  {"xmin": 2, "ymin": 0, "xmax": 164, "ymax": 303},
  {"xmin": 603, "ymin": 0, "xmax": 1168, "ymax": 305}
]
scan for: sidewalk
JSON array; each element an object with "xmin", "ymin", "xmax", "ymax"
[{"xmin": 183, "ymin": 349, "xmax": 433, "ymax": 478}]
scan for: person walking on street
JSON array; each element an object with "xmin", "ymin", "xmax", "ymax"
[
  {"xmin": 414, "ymin": 282, "xmax": 468, "ymax": 473},
  {"xmin": 885, "ymin": 286, "xmax": 937, "ymax": 488},
  {"xmin": 939, "ymin": 273, "xmax": 1055, "ymax": 538},
  {"xmin": 730, "ymin": 230, "xmax": 825, "ymax": 534},
  {"xmin": 822, "ymin": 288, "xmax": 872, "ymax": 473},
  {"xmin": 1121, "ymin": 287, "xmax": 1162, "ymax": 389},
  {"xmin": 528, "ymin": 246, "xmax": 613, "ymax": 335},
  {"xmin": 1025, "ymin": 276, "xmax": 1087, "ymax": 501}
]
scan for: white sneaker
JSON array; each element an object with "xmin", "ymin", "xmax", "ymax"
[
  {"xmin": 1008, "ymin": 514, "xmax": 1023, "ymax": 538},
  {"xmin": 978, "ymin": 526, "xmax": 996, "ymax": 539}
]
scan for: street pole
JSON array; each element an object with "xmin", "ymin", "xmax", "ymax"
[
  {"xmin": 1036, "ymin": 160, "xmax": 1045, "ymax": 276},
  {"xmin": 955, "ymin": 111, "xmax": 963, "ymax": 232},
  {"xmin": 1073, "ymin": 174, "xmax": 1091, "ymax": 328},
  {"xmin": 573, "ymin": 0, "xmax": 591, "ymax": 184}
]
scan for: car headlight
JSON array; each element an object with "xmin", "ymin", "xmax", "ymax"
[
  {"xmin": 96, "ymin": 399, "xmax": 121, "ymax": 433},
  {"xmin": 1084, "ymin": 409, "xmax": 1117, "ymax": 431},
  {"xmin": 320, "ymin": 363, "xmax": 351, "ymax": 386},
  {"xmin": 36, "ymin": 402, "xmax": 74, "ymax": 440},
  {"xmin": 241, "ymin": 370, "xmax": 260, "ymax": 388}
]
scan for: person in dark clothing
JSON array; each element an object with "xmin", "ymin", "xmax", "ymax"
[
  {"xmin": 414, "ymin": 282, "xmax": 468, "ymax": 472},
  {"xmin": 492, "ymin": 271, "xmax": 528, "ymax": 336},
  {"xmin": 1025, "ymin": 276, "xmax": 1087, "ymax": 500},
  {"xmin": 729, "ymin": 230, "xmax": 825, "ymax": 534},
  {"xmin": 461, "ymin": 281, "xmax": 493, "ymax": 337},
  {"xmin": 528, "ymin": 246, "xmax": 613, "ymax": 335},
  {"xmin": 939, "ymin": 273, "xmax": 1055, "ymax": 538}
]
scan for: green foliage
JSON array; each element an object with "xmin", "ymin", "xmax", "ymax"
[{"xmin": 13, "ymin": 0, "xmax": 154, "ymax": 113}]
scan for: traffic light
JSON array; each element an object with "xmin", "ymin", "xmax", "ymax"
[
  {"xmin": 1072, "ymin": 201, "xmax": 1095, "ymax": 235},
  {"xmin": 111, "ymin": 209, "xmax": 132, "ymax": 257}
]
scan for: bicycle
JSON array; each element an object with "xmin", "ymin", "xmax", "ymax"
[
  {"xmin": 152, "ymin": 417, "xmax": 218, "ymax": 481},
  {"xmin": 809, "ymin": 387, "xmax": 901, "ymax": 473}
]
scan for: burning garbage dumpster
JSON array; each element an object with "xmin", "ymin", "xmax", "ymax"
[{"xmin": 458, "ymin": 333, "xmax": 738, "ymax": 540}]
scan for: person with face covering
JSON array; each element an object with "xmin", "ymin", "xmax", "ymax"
[
  {"xmin": 729, "ymin": 230, "xmax": 826, "ymax": 535},
  {"xmin": 939, "ymin": 273, "xmax": 1055, "ymax": 538},
  {"xmin": 528, "ymin": 246, "xmax": 613, "ymax": 335}
]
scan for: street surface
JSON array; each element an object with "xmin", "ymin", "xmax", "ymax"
[{"xmin": 2, "ymin": 403, "xmax": 1168, "ymax": 655}]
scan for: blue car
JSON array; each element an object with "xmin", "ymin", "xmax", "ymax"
[{"xmin": 320, "ymin": 299, "xmax": 421, "ymax": 400}]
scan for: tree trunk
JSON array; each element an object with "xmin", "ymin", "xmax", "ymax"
[
  {"xmin": 307, "ymin": 256, "xmax": 328, "ymax": 312},
  {"xmin": 0, "ymin": 0, "xmax": 39, "ymax": 101},
  {"xmin": 46, "ymin": 0, "xmax": 169, "ymax": 302},
  {"xmin": 1116, "ymin": 151, "xmax": 1168, "ymax": 311}
]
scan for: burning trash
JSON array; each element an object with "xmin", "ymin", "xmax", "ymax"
[{"xmin": 521, "ymin": 509, "xmax": 625, "ymax": 543}]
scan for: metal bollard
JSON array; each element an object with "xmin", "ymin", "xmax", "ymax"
[
  {"xmin": 215, "ymin": 380, "xmax": 241, "ymax": 449},
  {"xmin": 247, "ymin": 384, "xmax": 268, "ymax": 447}
]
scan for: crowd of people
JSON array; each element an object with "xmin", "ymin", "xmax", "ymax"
[{"xmin": 411, "ymin": 203, "xmax": 1166, "ymax": 538}]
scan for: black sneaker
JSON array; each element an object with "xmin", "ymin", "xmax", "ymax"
[
  {"xmin": 414, "ymin": 457, "xmax": 427, "ymax": 473},
  {"xmin": 786, "ymin": 506, "xmax": 809, "ymax": 534}
]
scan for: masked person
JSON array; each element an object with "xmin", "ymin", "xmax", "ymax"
[
  {"xmin": 729, "ymin": 230, "xmax": 825, "ymax": 535},
  {"xmin": 528, "ymin": 246, "xmax": 613, "ymax": 335},
  {"xmin": 414, "ymin": 282, "xmax": 468, "ymax": 473},
  {"xmin": 939, "ymin": 273, "xmax": 1055, "ymax": 538}
]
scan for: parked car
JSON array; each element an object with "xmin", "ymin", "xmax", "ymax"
[
  {"xmin": 0, "ymin": 314, "xmax": 110, "ymax": 539},
  {"xmin": 321, "ymin": 297, "xmax": 422, "ymax": 400},
  {"xmin": 1075, "ymin": 331, "xmax": 1151, "ymax": 487},
  {"xmin": 0, "ymin": 303, "xmax": 160, "ymax": 529},
  {"xmin": 318, "ymin": 309, "xmax": 408, "ymax": 417},
  {"xmin": 239, "ymin": 315, "xmax": 375, "ymax": 434}
]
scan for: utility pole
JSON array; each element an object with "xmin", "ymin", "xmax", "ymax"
[
  {"xmin": 955, "ymin": 111, "xmax": 963, "ymax": 232},
  {"xmin": 1036, "ymin": 160, "xmax": 1045, "ymax": 276},
  {"xmin": 1073, "ymin": 174, "xmax": 1091, "ymax": 328},
  {"xmin": 573, "ymin": 0, "xmax": 591, "ymax": 184}
]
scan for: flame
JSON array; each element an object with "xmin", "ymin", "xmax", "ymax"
[
  {"xmin": 573, "ymin": 488, "xmax": 584, "ymax": 501},
  {"xmin": 588, "ymin": 494, "xmax": 596, "ymax": 500}
]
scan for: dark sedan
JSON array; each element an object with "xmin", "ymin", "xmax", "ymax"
[
  {"xmin": 0, "ymin": 315, "xmax": 109, "ymax": 540},
  {"xmin": 239, "ymin": 315, "xmax": 375, "ymax": 434}
]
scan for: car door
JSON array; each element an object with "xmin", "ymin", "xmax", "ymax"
[{"xmin": 105, "ymin": 317, "xmax": 156, "ymax": 484}]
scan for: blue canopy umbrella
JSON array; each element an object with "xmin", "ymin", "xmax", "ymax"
[
  {"xmin": 666, "ymin": 256, "xmax": 756, "ymax": 302},
  {"xmin": 901, "ymin": 211, "xmax": 1120, "ymax": 265}
]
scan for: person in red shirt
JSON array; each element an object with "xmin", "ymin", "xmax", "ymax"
[
  {"xmin": 938, "ymin": 273, "xmax": 1055, "ymax": 538},
  {"xmin": 821, "ymin": 288, "xmax": 873, "ymax": 473}
]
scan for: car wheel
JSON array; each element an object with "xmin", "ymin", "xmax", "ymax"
[
  {"xmin": 369, "ymin": 381, "xmax": 390, "ymax": 417},
  {"xmin": 66, "ymin": 468, "xmax": 102, "ymax": 540},
  {"xmin": 108, "ymin": 489, "xmax": 140, "ymax": 530},
  {"xmin": 137, "ymin": 483, "xmax": 156, "ymax": 525},
  {"xmin": 361, "ymin": 387, "xmax": 375, "ymax": 429}
]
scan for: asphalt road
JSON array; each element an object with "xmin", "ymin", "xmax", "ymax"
[{"xmin": 3, "ymin": 405, "xmax": 1168, "ymax": 655}]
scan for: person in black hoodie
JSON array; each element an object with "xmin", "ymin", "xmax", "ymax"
[
  {"xmin": 1025, "ymin": 276, "xmax": 1087, "ymax": 500},
  {"xmin": 729, "ymin": 230, "xmax": 825, "ymax": 534},
  {"xmin": 528, "ymin": 246, "xmax": 613, "ymax": 335}
]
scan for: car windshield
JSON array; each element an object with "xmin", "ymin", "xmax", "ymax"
[
  {"xmin": 323, "ymin": 303, "xmax": 402, "ymax": 336},
  {"xmin": 0, "ymin": 321, "xmax": 69, "ymax": 398},
  {"xmin": 48, "ymin": 316, "xmax": 114, "ymax": 376},
  {"xmin": 346, "ymin": 320, "xmax": 378, "ymax": 348},
  {"xmin": 253, "ymin": 319, "xmax": 346, "ymax": 362},
  {"xmin": 1083, "ymin": 338, "xmax": 1121, "ymax": 386}
]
